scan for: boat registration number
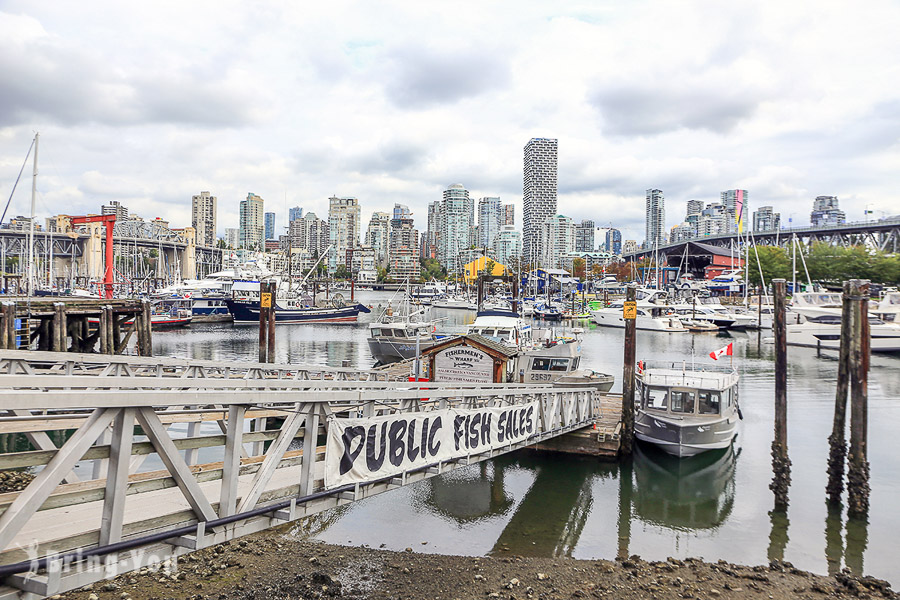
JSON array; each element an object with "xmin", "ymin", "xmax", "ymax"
[{"xmin": 530, "ymin": 373, "xmax": 552, "ymax": 381}]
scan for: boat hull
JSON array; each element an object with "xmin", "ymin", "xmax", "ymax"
[
  {"xmin": 635, "ymin": 412, "xmax": 738, "ymax": 457},
  {"xmin": 225, "ymin": 299, "xmax": 369, "ymax": 324},
  {"xmin": 367, "ymin": 336, "xmax": 439, "ymax": 364}
]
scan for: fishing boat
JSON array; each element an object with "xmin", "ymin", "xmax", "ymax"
[
  {"xmin": 225, "ymin": 279, "xmax": 370, "ymax": 323},
  {"xmin": 634, "ymin": 361, "xmax": 741, "ymax": 457},
  {"xmin": 367, "ymin": 292, "xmax": 445, "ymax": 364},
  {"xmin": 88, "ymin": 298, "xmax": 193, "ymax": 330}
]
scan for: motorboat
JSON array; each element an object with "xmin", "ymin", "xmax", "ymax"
[
  {"xmin": 225, "ymin": 279, "xmax": 371, "ymax": 324},
  {"xmin": 872, "ymin": 291, "xmax": 900, "ymax": 323},
  {"xmin": 410, "ymin": 281, "xmax": 446, "ymax": 305},
  {"xmin": 533, "ymin": 302, "xmax": 563, "ymax": 321},
  {"xmin": 88, "ymin": 298, "xmax": 193, "ymax": 330},
  {"xmin": 789, "ymin": 291, "xmax": 843, "ymax": 323},
  {"xmin": 367, "ymin": 293, "xmax": 445, "ymax": 364},
  {"xmin": 706, "ymin": 269, "xmax": 743, "ymax": 294},
  {"xmin": 590, "ymin": 301, "xmax": 687, "ymax": 332},
  {"xmin": 671, "ymin": 305, "xmax": 736, "ymax": 330},
  {"xmin": 466, "ymin": 310, "xmax": 614, "ymax": 392},
  {"xmin": 432, "ymin": 294, "xmax": 477, "ymax": 310},
  {"xmin": 634, "ymin": 361, "xmax": 741, "ymax": 457},
  {"xmin": 783, "ymin": 314, "xmax": 900, "ymax": 353}
]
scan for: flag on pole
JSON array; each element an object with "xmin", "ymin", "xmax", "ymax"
[{"xmin": 709, "ymin": 343, "xmax": 733, "ymax": 361}]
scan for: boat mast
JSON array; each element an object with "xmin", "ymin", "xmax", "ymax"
[{"xmin": 27, "ymin": 132, "xmax": 39, "ymax": 296}]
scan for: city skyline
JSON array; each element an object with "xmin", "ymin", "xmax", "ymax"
[{"xmin": 2, "ymin": 3, "xmax": 899, "ymax": 244}]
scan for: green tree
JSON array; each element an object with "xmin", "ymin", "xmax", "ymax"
[
  {"xmin": 571, "ymin": 257, "xmax": 585, "ymax": 280},
  {"xmin": 420, "ymin": 258, "xmax": 446, "ymax": 280},
  {"xmin": 747, "ymin": 245, "xmax": 792, "ymax": 287},
  {"xmin": 484, "ymin": 259, "xmax": 496, "ymax": 278},
  {"xmin": 334, "ymin": 264, "xmax": 351, "ymax": 280}
]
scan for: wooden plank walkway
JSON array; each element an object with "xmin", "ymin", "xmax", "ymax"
[{"xmin": 531, "ymin": 393, "xmax": 623, "ymax": 458}]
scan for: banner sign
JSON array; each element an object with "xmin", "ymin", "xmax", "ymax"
[
  {"xmin": 325, "ymin": 402, "xmax": 539, "ymax": 488},
  {"xmin": 433, "ymin": 346, "xmax": 494, "ymax": 383}
]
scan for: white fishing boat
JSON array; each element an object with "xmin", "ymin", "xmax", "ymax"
[{"xmin": 635, "ymin": 361, "xmax": 741, "ymax": 457}]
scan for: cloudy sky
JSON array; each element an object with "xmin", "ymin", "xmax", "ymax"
[{"xmin": 2, "ymin": 1, "xmax": 899, "ymax": 244}]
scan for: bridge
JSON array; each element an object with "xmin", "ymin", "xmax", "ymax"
[
  {"xmin": 0, "ymin": 350, "xmax": 606, "ymax": 598},
  {"xmin": 0, "ymin": 220, "xmax": 221, "ymax": 293},
  {"xmin": 623, "ymin": 216, "xmax": 900, "ymax": 263}
]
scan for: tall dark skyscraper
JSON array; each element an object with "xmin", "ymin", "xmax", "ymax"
[{"xmin": 523, "ymin": 138, "xmax": 557, "ymax": 267}]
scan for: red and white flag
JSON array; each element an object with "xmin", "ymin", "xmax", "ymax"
[{"xmin": 709, "ymin": 343, "xmax": 733, "ymax": 361}]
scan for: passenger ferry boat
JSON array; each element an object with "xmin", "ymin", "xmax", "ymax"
[
  {"xmin": 467, "ymin": 309, "xmax": 614, "ymax": 391},
  {"xmin": 635, "ymin": 361, "xmax": 741, "ymax": 457},
  {"xmin": 225, "ymin": 280, "xmax": 370, "ymax": 323}
]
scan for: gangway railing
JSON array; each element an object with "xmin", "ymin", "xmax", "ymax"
[{"xmin": 0, "ymin": 354, "xmax": 599, "ymax": 598}]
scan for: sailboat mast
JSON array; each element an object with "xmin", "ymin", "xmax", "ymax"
[{"xmin": 27, "ymin": 132, "xmax": 39, "ymax": 295}]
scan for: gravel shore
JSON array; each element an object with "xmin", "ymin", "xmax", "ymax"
[{"xmin": 56, "ymin": 526, "xmax": 896, "ymax": 600}]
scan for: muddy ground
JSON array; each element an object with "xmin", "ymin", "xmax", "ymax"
[{"xmin": 56, "ymin": 525, "xmax": 896, "ymax": 600}]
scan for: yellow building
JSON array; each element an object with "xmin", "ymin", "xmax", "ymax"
[{"xmin": 462, "ymin": 255, "xmax": 508, "ymax": 284}]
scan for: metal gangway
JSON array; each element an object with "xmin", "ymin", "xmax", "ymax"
[{"xmin": 0, "ymin": 350, "xmax": 599, "ymax": 598}]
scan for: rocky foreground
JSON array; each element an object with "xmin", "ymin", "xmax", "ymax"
[{"xmin": 57, "ymin": 529, "xmax": 896, "ymax": 600}]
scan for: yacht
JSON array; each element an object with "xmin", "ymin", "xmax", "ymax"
[
  {"xmin": 635, "ymin": 362, "xmax": 741, "ymax": 457},
  {"xmin": 872, "ymin": 291, "xmax": 900, "ymax": 323},
  {"xmin": 591, "ymin": 301, "xmax": 687, "ymax": 332},
  {"xmin": 789, "ymin": 291, "xmax": 843, "ymax": 323},
  {"xmin": 432, "ymin": 294, "xmax": 477, "ymax": 310},
  {"xmin": 466, "ymin": 310, "xmax": 614, "ymax": 391},
  {"xmin": 410, "ymin": 281, "xmax": 446, "ymax": 305},
  {"xmin": 784, "ymin": 314, "xmax": 900, "ymax": 353}
]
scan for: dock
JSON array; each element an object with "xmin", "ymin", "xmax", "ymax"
[{"xmin": 531, "ymin": 394, "xmax": 623, "ymax": 458}]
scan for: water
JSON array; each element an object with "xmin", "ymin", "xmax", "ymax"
[{"xmin": 152, "ymin": 291, "xmax": 900, "ymax": 582}]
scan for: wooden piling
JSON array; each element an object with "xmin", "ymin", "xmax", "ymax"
[
  {"xmin": 621, "ymin": 284, "xmax": 637, "ymax": 456},
  {"xmin": 52, "ymin": 302, "xmax": 63, "ymax": 351},
  {"xmin": 258, "ymin": 281, "xmax": 268, "ymax": 363},
  {"xmin": 847, "ymin": 279, "xmax": 870, "ymax": 517},
  {"xmin": 106, "ymin": 306, "xmax": 116, "ymax": 355},
  {"xmin": 99, "ymin": 306, "xmax": 109, "ymax": 354},
  {"xmin": 826, "ymin": 280, "xmax": 852, "ymax": 504},
  {"xmin": 7, "ymin": 302, "xmax": 17, "ymax": 349},
  {"xmin": 0, "ymin": 303, "xmax": 9, "ymax": 349},
  {"xmin": 138, "ymin": 297, "xmax": 153, "ymax": 356},
  {"xmin": 770, "ymin": 278, "xmax": 791, "ymax": 510},
  {"xmin": 266, "ymin": 281, "xmax": 276, "ymax": 363}
]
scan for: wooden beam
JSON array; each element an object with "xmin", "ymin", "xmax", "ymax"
[{"xmin": 99, "ymin": 408, "xmax": 135, "ymax": 545}]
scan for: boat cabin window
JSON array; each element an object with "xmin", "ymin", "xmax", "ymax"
[
  {"xmin": 670, "ymin": 390, "xmax": 695, "ymax": 414},
  {"xmin": 571, "ymin": 357, "xmax": 580, "ymax": 370},
  {"xmin": 549, "ymin": 359, "xmax": 569, "ymax": 372},
  {"xmin": 645, "ymin": 387, "xmax": 668, "ymax": 411},
  {"xmin": 698, "ymin": 391, "xmax": 721, "ymax": 415},
  {"xmin": 532, "ymin": 358, "xmax": 551, "ymax": 371},
  {"xmin": 371, "ymin": 328, "xmax": 381, "ymax": 337}
]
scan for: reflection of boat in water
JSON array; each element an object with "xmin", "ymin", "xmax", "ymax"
[
  {"xmin": 632, "ymin": 442, "xmax": 737, "ymax": 531},
  {"xmin": 422, "ymin": 462, "xmax": 514, "ymax": 523}
]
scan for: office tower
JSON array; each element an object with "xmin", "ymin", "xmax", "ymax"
[
  {"xmin": 438, "ymin": 183, "xmax": 474, "ymax": 275},
  {"xmin": 477, "ymin": 197, "xmax": 502, "ymax": 248},
  {"xmin": 493, "ymin": 225, "xmax": 521, "ymax": 267},
  {"xmin": 622, "ymin": 240, "xmax": 639, "ymax": 255},
  {"xmin": 289, "ymin": 212, "xmax": 330, "ymax": 257},
  {"xmin": 541, "ymin": 214, "xmax": 575, "ymax": 270},
  {"xmin": 327, "ymin": 196, "xmax": 361, "ymax": 271},
  {"xmin": 191, "ymin": 191, "xmax": 217, "ymax": 247},
  {"xmin": 224, "ymin": 227, "xmax": 240, "ymax": 249},
  {"xmin": 574, "ymin": 219, "xmax": 595, "ymax": 252},
  {"xmin": 423, "ymin": 201, "xmax": 441, "ymax": 259},
  {"xmin": 721, "ymin": 189, "xmax": 749, "ymax": 233},
  {"xmin": 364, "ymin": 211, "xmax": 391, "ymax": 267},
  {"xmin": 389, "ymin": 214, "xmax": 420, "ymax": 281},
  {"xmin": 523, "ymin": 138, "xmax": 558, "ymax": 267},
  {"xmin": 753, "ymin": 206, "xmax": 781, "ymax": 232},
  {"xmin": 810, "ymin": 196, "xmax": 846, "ymax": 227},
  {"xmin": 392, "ymin": 203, "xmax": 411, "ymax": 220},
  {"xmin": 502, "ymin": 203, "xmax": 515, "ymax": 226},
  {"xmin": 605, "ymin": 228, "xmax": 622, "ymax": 255},
  {"xmin": 239, "ymin": 193, "xmax": 264, "ymax": 250},
  {"xmin": 101, "ymin": 200, "xmax": 129, "ymax": 222},
  {"xmin": 288, "ymin": 206, "xmax": 303, "ymax": 224},
  {"xmin": 645, "ymin": 189, "xmax": 666, "ymax": 250},
  {"xmin": 264, "ymin": 212, "xmax": 276, "ymax": 241}
]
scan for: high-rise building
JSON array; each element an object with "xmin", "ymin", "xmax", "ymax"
[
  {"xmin": 239, "ymin": 193, "xmax": 264, "ymax": 250},
  {"xmin": 523, "ymin": 138, "xmax": 558, "ymax": 267},
  {"xmin": 686, "ymin": 200, "xmax": 704, "ymax": 218},
  {"xmin": 389, "ymin": 215, "xmax": 420, "ymax": 281},
  {"xmin": 364, "ymin": 212, "xmax": 391, "ymax": 268},
  {"xmin": 191, "ymin": 191, "xmax": 217, "ymax": 247},
  {"xmin": 423, "ymin": 201, "xmax": 441, "ymax": 260},
  {"xmin": 502, "ymin": 204, "xmax": 515, "ymax": 226},
  {"xmin": 101, "ymin": 200, "xmax": 129, "ymax": 221},
  {"xmin": 605, "ymin": 228, "xmax": 622, "ymax": 255},
  {"xmin": 392, "ymin": 203, "xmax": 411, "ymax": 220},
  {"xmin": 224, "ymin": 227, "xmax": 240, "ymax": 249},
  {"xmin": 810, "ymin": 196, "xmax": 846, "ymax": 227},
  {"xmin": 264, "ymin": 212, "xmax": 276, "ymax": 241},
  {"xmin": 645, "ymin": 189, "xmax": 666, "ymax": 250},
  {"xmin": 493, "ymin": 225, "xmax": 521, "ymax": 267},
  {"xmin": 721, "ymin": 189, "xmax": 749, "ymax": 233},
  {"xmin": 288, "ymin": 206, "xmax": 303, "ymax": 224},
  {"xmin": 327, "ymin": 196, "xmax": 361, "ymax": 271},
  {"xmin": 541, "ymin": 214, "xmax": 575, "ymax": 270},
  {"xmin": 622, "ymin": 240, "xmax": 639, "ymax": 255},
  {"xmin": 289, "ymin": 212, "xmax": 329, "ymax": 257},
  {"xmin": 477, "ymin": 197, "xmax": 502, "ymax": 249},
  {"xmin": 438, "ymin": 184, "xmax": 474, "ymax": 275},
  {"xmin": 753, "ymin": 206, "xmax": 781, "ymax": 232},
  {"xmin": 574, "ymin": 219, "xmax": 595, "ymax": 252}
]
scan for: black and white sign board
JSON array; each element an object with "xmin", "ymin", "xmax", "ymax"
[
  {"xmin": 325, "ymin": 402, "xmax": 539, "ymax": 488},
  {"xmin": 433, "ymin": 346, "xmax": 494, "ymax": 383}
]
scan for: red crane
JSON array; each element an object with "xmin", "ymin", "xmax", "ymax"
[{"xmin": 69, "ymin": 214, "xmax": 116, "ymax": 299}]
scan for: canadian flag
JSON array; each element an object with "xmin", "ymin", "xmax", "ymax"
[{"xmin": 709, "ymin": 343, "xmax": 733, "ymax": 361}]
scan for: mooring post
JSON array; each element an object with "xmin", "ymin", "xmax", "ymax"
[
  {"xmin": 258, "ymin": 281, "xmax": 268, "ymax": 363},
  {"xmin": 621, "ymin": 284, "xmax": 637, "ymax": 456},
  {"xmin": 266, "ymin": 281, "xmax": 276, "ymax": 363},
  {"xmin": 139, "ymin": 297, "xmax": 153, "ymax": 356},
  {"xmin": 99, "ymin": 306, "xmax": 109, "ymax": 355},
  {"xmin": 0, "ymin": 302, "xmax": 9, "ymax": 349},
  {"xmin": 52, "ymin": 302, "xmax": 63, "ymax": 352},
  {"xmin": 770, "ymin": 278, "xmax": 791, "ymax": 510},
  {"xmin": 847, "ymin": 279, "xmax": 870, "ymax": 517},
  {"xmin": 826, "ymin": 280, "xmax": 852, "ymax": 504}
]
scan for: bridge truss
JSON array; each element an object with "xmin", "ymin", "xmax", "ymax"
[{"xmin": 0, "ymin": 351, "xmax": 598, "ymax": 598}]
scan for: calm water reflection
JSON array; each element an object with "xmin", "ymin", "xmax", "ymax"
[{"xmin": 151, "ymin": 291, "xmax": 899, "ymax": 582}]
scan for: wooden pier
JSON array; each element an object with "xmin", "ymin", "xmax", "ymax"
[{"xmin": 0, "ymin": 297, "xmax": 152, "ymax": 356}]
